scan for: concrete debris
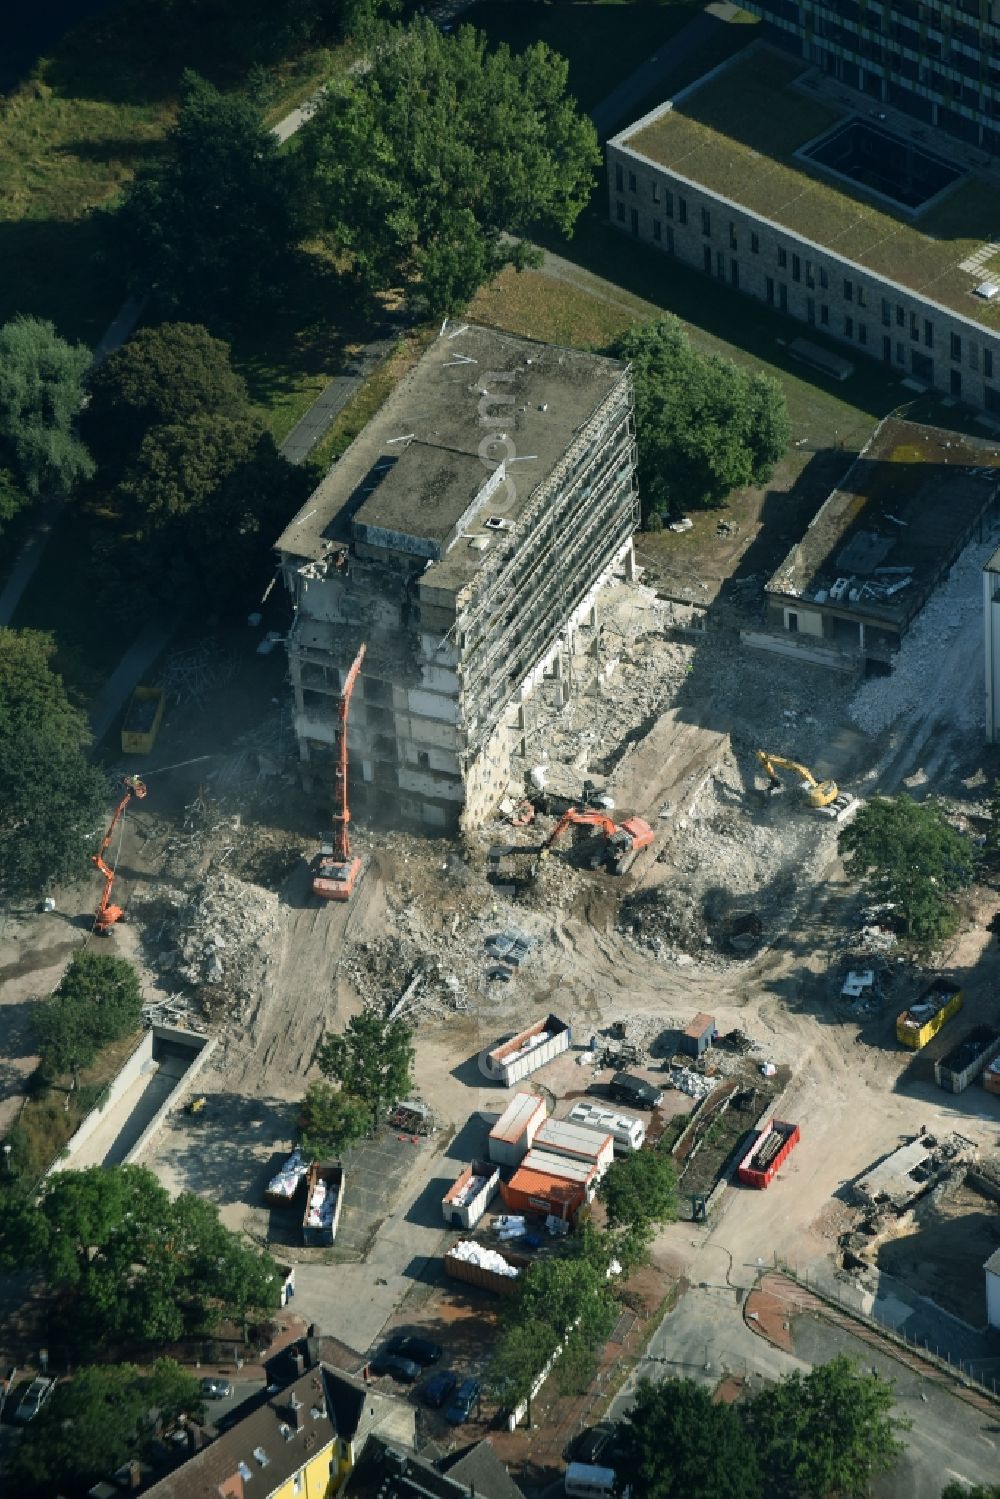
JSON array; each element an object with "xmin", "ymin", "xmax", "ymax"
[
  {"xmin": 157, "ymin": 640, "xmax": 237, "ymax": 708},
  {"xmin": 668, "ymin": 1067, "xmax": 714, "ymax": 1099},
  {"xmin": 850, "ymin": 531, "xmax": 998, "ymax": 737},
  {"xmin": 136, "ymin": 871, "xmax": 281, "ymax": 1003}
]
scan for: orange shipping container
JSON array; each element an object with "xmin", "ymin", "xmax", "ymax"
[{"xmin": 501, "ymin": 1166, "xmax": 585, "ymax": 1223}]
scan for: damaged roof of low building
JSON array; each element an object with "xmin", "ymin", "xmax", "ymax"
[
  {"xmin": 767, "ymin": 418, "xmax": 1000, "ymax": 626},
  {"xmin": 276, "ymin": 323, "xmax": 627, "ymax": 587}
]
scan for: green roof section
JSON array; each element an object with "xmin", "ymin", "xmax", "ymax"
[{"xmin": 623, "ymin": 47, "xmax": 1000, "ymax": 330}]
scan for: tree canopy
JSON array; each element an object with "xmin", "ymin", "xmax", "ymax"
[
  {"xmin": 32, "ymin": 950, "xmax": 144, "ymax": 1087},
  {"xmin": 0, "ymin": 315, "xmax": 93, "ymax": 498},
  {"xmin": 0, "ymin": 1165, "xmax": 279, "ymax": 1349},
  {"xmin": 0, "ymin": 630, "xmax": 106, "ymax": 902},
  {"xmin": 299, "ymin": 1080, "xmax": 370, "ymax": 1157},
  {"xmin": 613, "ymin": 318, "xmax": 790, "ymax": 516},
  {"xmin": 598, "ymin": 1145, "xmax": 678, "ymax": 1232},
  {"xmin": 84, "ymin": 322, "xmax": 248, "ymax": 478},
  {"xmin": 300, "ymin": 18, "xmax": 600, "ymax": 313},
  {"xmin": 838, "ymin": 795, "xmax": 973, "ymax": 943},
  {"xmin": 115, "ymin": 71, "xmax": 305, "ymax": 317},
  {"xmin": 488, "ymin": 1234, "xmax": 616, "ymax": 1415},
  {"xmin": 752, "ymin": 1355, "xmax": 907, "ymax": 1498},
  {"xmin": 111, "ymin": 411, "xmax": 311, "ymax": 608},
  {"xmin": 617, "ymin": 1377, "xmax": 762, "ymax": 1499},
  {"xmin": 317, "ymin": 1011, "xmax": 414, "ymax": 1131},
  {"xmin": 7, "ymin": 1359, "xmax": 201, "ymax": 1499}
]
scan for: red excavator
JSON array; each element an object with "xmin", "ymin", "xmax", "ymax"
[
  {"xmin": 538, "ymin": 806, "xmax": 654, "ymax": 876},
  {"xmin": 312, "ymin": 642, "xmax": 366, "ymax": 902},
  {"xmin": 92, "ymin": 775, "xmax": 147, "ymax": 934}
]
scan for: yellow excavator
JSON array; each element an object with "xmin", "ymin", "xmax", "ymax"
[{"xmin": 755, "ymin": 750, "xmax": 858, "ymax": 822}]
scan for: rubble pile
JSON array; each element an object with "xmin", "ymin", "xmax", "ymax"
[
  {"xmin": 851, "ymin": 532, "xmax": 997, "ymax": 738},
  {"xmin": 139, "ymin": 872, "xmax": 281, "ymax": 1001},
  {"xmin": 618, "ymin": 884, "xmax": 710, "ymax": 960}
]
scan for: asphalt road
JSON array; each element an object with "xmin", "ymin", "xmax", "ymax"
[{"xmin": 610, "ymin": 1286, "xmax": 1000, "ymax": 1499}]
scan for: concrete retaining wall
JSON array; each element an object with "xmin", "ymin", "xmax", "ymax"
[
  {"xmin": 48, "ymin": 1029, "xmax": 155, "ymax": 1175},
  {"xmin": 125, "ymin": 1029, "xmax": 217, "ymax": 1166}
]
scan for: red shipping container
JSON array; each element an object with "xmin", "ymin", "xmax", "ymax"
[{"xmin": 737, "ymin": 1120, "xmax": 800, "ymax": 1189}]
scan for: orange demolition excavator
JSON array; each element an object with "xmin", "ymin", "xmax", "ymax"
[
  {"xmin": 92, "ymin": 775, "xmax": 147, "ymax": 934},
  {"xmin": 312, "ymin": 642, "xmax": 366, "ymax": 902},
  {"xmin": 538, "ymin": 806, "xmax": 654, "ymax": 876}
]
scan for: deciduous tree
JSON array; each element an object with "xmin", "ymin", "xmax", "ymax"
[
  {"xmin": 317, "ymin": 1012, "xmax": 414, "ymax": 1131},
  {"xmin": 7, "ymin": 1360, "xmax": 201, "ymax": 1499},
  {"xmin": 84, "ymin": 322, "xmax": 248, "ymax": 479},
  {"xmin": 598, "ymin": 1146, "xmax": 678, "ymax": 1232},
  {"xmin": 32, "ymin": 951, "xmax": 144, "ymax": 1089},
  {"xmin": 751, "ymin": 1355, "xmax": 906, "ymax": 1498},
  {"xmin": 299, "ymin": 1081, "xmax": 370, "ymax": 1157},
  {"xmin": 0, "ymin": 316, "xmax": 93, "ymax": 498},
  {"xmin": 617, "ymin": 1377, "xmax": 762, "ymax": 1499},
  {"xmin": 839, "ymin": 795, "xmax": 973, "ymax": 943},
  {"xmin": 614, "ymin": 318, "xmax": 790, "ymax": 516},
  {"xmin": 301, "ymin": 18, "xmax": 599, "ymax": 313},
  {"xmin": 115, "ymin": 71, "xmax": 305, "ymax": 317},
  {"xmin": 0, "ymin": 1165, "xmax": 279, "ymax": 1348},
  {"xmin": 112, "ymin": 412, "xmax": 311, "ymax": 607},
  {"xmin": 0, "ymin": 630, "xmax": 106, "ymax": 902}
]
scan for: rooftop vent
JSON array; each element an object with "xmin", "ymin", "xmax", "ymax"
[
  {"xmin": 469, "ymin": 536, "xmax": 490, "ymax": 552},
  {"xmin": 254, "ymin": 1447, "xmax": 270, "ymax": 1467},
  {"xmin": 484, "ymin": 516, "xmax": 511, "ymax": 531},
  {"xmin": 976, "ymin": 282, "xmax": 1000, "ymax": 301},
  {"xmin": 279, "ymin": 1423, "xmax": 293, "ymax": 1441},
  {"xmin": 237, "ymin": 1461, "xmax": 252, "ymax": 1481}
]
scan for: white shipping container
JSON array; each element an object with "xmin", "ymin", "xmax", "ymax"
[
  {"xmin": 486, "ymin": 1014, "xmax": 572, "ymax": 1087},
  {"xmin": 488, "ymin": 1092, "xmax": 547, "ymax": 1167},
  {"xmin": 442, "ymin": 1159, "xmax": 501, "ymax": 1229}
]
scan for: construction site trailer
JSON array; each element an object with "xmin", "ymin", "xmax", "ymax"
[
  {"xmin": 934, "ymin": 1027, "xmax": 1000, "ymax": 1094},
  {"xmin": 501, "ymin": 1163, "xmax": 587, "ymax": 1223},
  {"xmin": 535, "ymin": 1117, "xmax": 615, "ymax": 1177},
  {"xmin": 680, "ymin": 1012, "xmax": 716, "ymax": 1059},
  {"xmin": 121, "ymin": 685, "xmax": 166, "ymax": 755},
  {"xmin": 896, "ymin": 979, "xmax": 963, "ymax": 1050},
  {"xmin": 442, "ymin": 1160, "xmax": 501, "ymax": 1229},
  {"xmin": 568, "ymin": 1100, "xmax": 646, "ymax": 1154},
  {"xmin": 484, "ymin": 1014, "xmax": 572, "ymax": 1087},
  {"xmin": 444, "ymin": 1242, "xmax": 529, "ymax": 1297},
  {"xmin": 302, "ymin": 1163, "xmax": 344, "ymax": 1246},
  {"xmin": 488, "ymin": 1093, "xmax": 547, "ymax": 1167},
  {"xmin": 737, "ymin": 1120, "xmax": 800, "ymax": 1189}
]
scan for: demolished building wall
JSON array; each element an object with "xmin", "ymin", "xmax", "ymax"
[{"xmin": 277, "ymin": 324, "xmax": 638, "ymax": 831}]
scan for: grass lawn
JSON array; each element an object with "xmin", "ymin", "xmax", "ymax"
[
  {"xmin": 11, "ymin": 1027, "xmax": 143, "ymax": 1183},
  {"xmin": 0, "ymin": 3, "xmax": 352, "ymax": 349},
  {"xmin": 464, "ymin": 0, "xmax": 702, "ymax": 110}
]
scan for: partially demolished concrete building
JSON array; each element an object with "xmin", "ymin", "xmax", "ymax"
[{"xmin": 276, "ymin": 324, "xmax": 638, "ymax": 831}]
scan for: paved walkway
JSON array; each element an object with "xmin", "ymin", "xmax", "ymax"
[{"xmin": 279, "ymin": 325, "xmax": 404, "ymax": 464}]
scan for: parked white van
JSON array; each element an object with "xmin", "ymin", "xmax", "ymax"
[{"xmin": 564, "ymin": 1462, "xmax": 617, "ymax": 1498}]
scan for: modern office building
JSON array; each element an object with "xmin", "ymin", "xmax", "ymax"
[
  {"xmin": 608, "ymin": 43, "xmax": 1000, "ymax": 411},
  {"xmin": 742, "ymin": 0, "xmax": 1000, "ymax": 152}
]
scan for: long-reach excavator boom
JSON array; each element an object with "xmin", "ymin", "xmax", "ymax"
[
  {"xmin": 92, "ymin": 775, "xmax": 147, "ymax": 934},
  {"xmin": 313, "ymin": 643, "xmax": 366, "ymax": 902},
  {"xmin": 755, "ymin": 749, "xmax": 857, "ymax": 821},
  {"xmin": 539, "ymin": 805, "xmax": 655, "ymax": 875}
]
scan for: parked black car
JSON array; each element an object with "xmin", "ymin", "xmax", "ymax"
[
  {"xmin": 608, "ymin": 1071, "xmax": 662, "ymax": 1109},
  {"xmin": 564, "ymin": 1421, "xmax": 624, "ymax": 1466},
  {"xmin": 370, "ymin": 1352, "xmax": 421, "ymax": 1383},
  {"xmin": 421, "ymin": 1370, "xmax": 458, "ymax": 1408},
  {"xmin": 385, "ymin": 1334, "xmax": 443, "ymax": 1366}
]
